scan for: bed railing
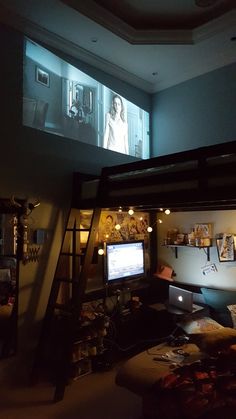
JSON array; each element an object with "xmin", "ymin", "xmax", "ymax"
[{"xmin": 74, "ymin": 140, "xmax": 236, "ymax": 211}]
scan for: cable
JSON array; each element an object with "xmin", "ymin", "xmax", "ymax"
[
  {"xmin": 103, "ymin": 338, "xmax": 139, "ymax": 352},
  {"xmin": 103, "ymin": 324, "xmax": 180, "ymax": 353}
]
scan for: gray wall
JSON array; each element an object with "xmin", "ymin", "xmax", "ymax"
[
  {"xmin": 0, "ymin": 22, "xmax": 150, "ymax": 374},
  {"xmin": 157, "ymin": 210, "xmax": 236, "ymax": 291},
  {"xmin": 1, "ymin": 20, "xmax": 236, "ymax": 378},
  {"xmin": 1, "ymin": 22, "xmax": 150, "ymax": 200},
  {"xmin": 151, "ymin": 62, "xmax": 236, "ymax": 156}
]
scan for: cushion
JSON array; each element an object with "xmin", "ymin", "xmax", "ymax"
[
  {"xmin": 191, "ymin": 327, "xmax": 236, "ymax": 355},
  {"xmin": 200, "ymin": 287, "xmax": 236, "ymax": 327},
  {"xmin": 178, "ymin": 316, "xmax": 223, "ymax": 334}
]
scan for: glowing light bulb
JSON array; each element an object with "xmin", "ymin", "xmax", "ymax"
[
  {"xmin": 98, "ymin": 248, "xmax": 104, "ymax": 255},
  {"xmin": 115, "ymin": 224, "xmax": 121, "ymax": 230},
  {"xmin": 159, "ymin": 208, "xmax": 164, "ymax": 212},
  {"xmin": 105, "ymin": 234, "xmax": 109, "ymax": 239},
  {"xmin": 158, "ymin": 219, "xmax": 163, "ymax": 223},
  {"xmin": 165, "ymin": 209, "xmax": 171, "ymax": 215},
  {"xmin": 128, "ymin": 209, "xmax": 134, "ymax": 215},
  {"xmin": 147, "ymin": 226, "xmax": 153, "ymax": 232}
]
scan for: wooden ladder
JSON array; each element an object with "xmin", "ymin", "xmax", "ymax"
[{"xmin": 30, "ymin": 203, "xmax": 102, "ymax": 402}]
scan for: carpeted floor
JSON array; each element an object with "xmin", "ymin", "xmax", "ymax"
[{"xmin": 0, "ymin": 356, "xmax": 142, "ymax": 419}]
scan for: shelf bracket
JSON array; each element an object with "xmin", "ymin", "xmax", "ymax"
[
  {"xmin": 175, "ymin": 247, "xmax": 178, "ymax": 258},
  {"xmin": 203, "ymin": 247, "xmax": 210, "ymax": 261}
]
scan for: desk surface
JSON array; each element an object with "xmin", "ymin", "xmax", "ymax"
[
  {"xmin": 148, "ymin": 301, "xmax": 206, "ymax": 316},
  {"xmin": 166, "ymin": 303, "xmax": 204, "ymax": 315}
]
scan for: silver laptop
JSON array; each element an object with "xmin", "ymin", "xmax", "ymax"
[{"xmin": 167, "ymin": 285, "xmax": 203, "ymax": 314}]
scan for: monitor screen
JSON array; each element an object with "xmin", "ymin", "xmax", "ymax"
[
  {"xmin": 106, "ymin": 240, "xmax": 145, "ymax": 284},
  {"xmin": 23, "ymin": 37, "xmax": 150, "ymax": 159}
]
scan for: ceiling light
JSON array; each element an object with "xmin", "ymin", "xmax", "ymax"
[
  {"xmin": 98, "ymin": 248, "xmax": 104, "ymax": 255},
  {"xmin": 164, "ymin": 209, "xmax": 171, "ymax": 215},
  {"xmin": 147, "ymin": 226, "xmax": 153, "ymax": 233},
  {"xmin": 115, "ymin": 224, "xmax": 121, "ymax": 230},
  {"xmin": 128, "ymin": 209, "xmax": 134, "ymax": 215}
]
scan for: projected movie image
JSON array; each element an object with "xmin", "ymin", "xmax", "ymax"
[
  {"xmin": 23, "ymin": 38, "xmax": 150, "ymax": 159},
  {"xmin": 106, "ymin": 241, "xmax": 145, "ymax": 282}
]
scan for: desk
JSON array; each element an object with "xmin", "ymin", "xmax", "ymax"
[{"xmin": 109, "ymin": 304, "xmax": 175, "ymax": 357}]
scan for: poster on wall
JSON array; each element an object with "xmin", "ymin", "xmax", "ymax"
[
  {"xmin": 216, "ymin": 234, "xmax": 235, "ymax": 262},
  {"xmin": 98, "ymin": 211, "xmax": 150, "ymax": 243},
  {"xmin": 23, "ymin": 37, "xmax": 150, "ymax": 159}
]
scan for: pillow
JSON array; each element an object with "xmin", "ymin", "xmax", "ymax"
[
  {"xmin": 178, "ymin": 316, "xmax": 223, "ymax": 334},
  {"xmin": 191, "ymin": 327, "xmax": 236, "ymax": 355},
  {"xmin": 200, "ymin": 287, "xmax": 236, "ymax": 327}
]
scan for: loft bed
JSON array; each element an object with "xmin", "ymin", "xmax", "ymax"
[
  {"xmin": 73, "ymin": 140, "xmax": 236, "ymax": 212},
  {"xmin": 40, "ymin": 140, "xmax": 236, "ymax": 402},
  {"xmin": 72, "ymin": 141, "xmax": 236, "ymax": 415}
]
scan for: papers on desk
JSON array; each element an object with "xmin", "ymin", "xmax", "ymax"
[{"xmin": 153, "ymin": 350, "xmax": 186, "ymax": 365}]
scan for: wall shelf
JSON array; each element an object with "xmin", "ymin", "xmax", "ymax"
[{"xmin": 162, "ymin": 244, "xmax": 211, "ymax": 261}]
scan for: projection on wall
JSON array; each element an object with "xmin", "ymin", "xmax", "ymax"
[{"xmin": 23, "ymin": 38, "xmax": 150, "ymax": 159}]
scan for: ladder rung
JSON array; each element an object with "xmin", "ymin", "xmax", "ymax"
[
  {"xmin": 60, "ymin": 252, "xmax": 85, "ymax": 257},
  {"xmin": 55, "ymin": 278, "xmax": 79, "ymax": 284},
  {"xmin": 66, "ymin": 228, "xmax": 90, "ymax": 232},
  {"xmin": 32, "ymin": 202, "xmax": 102, "ymax": 402},
  {"xmin": 54, "ymin": 303, "xmax": 73, "ymax": 312}
]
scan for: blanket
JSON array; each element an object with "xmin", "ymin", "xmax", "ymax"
[{"xmin": 153, "ymin": 354, "xmax": 236, "ymax": 419}]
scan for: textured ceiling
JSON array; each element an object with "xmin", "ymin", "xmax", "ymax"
[{"xmin": 0, "ymin": 0, "xmax": 235, "ymax": 92}]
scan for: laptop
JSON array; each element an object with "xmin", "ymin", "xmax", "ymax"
[{"xmin": 167, "ymin": 285, "xmax": 203, "ymax": 315}]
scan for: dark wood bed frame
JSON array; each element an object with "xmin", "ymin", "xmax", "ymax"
[
  {"xmin": 35, "ymin": 140, "xmax": 236, "ymax": 402},
  {"xmin": 73, "ymin": 140, "xmax": 236, "ymax": 212}
]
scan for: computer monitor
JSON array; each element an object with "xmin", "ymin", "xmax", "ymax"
[{"xmin": 105, "ymin": 240, "xmax": 145, "ymax": 286}]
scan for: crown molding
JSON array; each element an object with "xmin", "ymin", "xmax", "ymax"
[
  {"xmin": 0, "ymin": 5, "xmax": 154, "ymax": 93},
  {"xmin": 62, "ymin": 0, "xmax": 194, "ymax": 45},
  {"xmin": 62, "ymin": 0, "xmax": 235, "ymax": 45},
  {"xmin": 193, "ymin": 9, "xmax": 236, "ymax": 42}
]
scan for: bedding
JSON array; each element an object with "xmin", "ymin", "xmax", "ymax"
[
  {"xmin": 190, "ymin": 327, "xmax": 236, "ymax": 356},
  {"xmin": 116, "ymin": 323, "xmax": 236, "ymax": 419},
  {"xmin": 153, "ymin": 350, "xmax": 236, "ymax": 419},
  {"xmin": 149, "ymin": 329, "xmax": 236, "ymax": 418},
  {"xmin": 178, "ymin": 316, "xmax": 223, "ymax": 335}
]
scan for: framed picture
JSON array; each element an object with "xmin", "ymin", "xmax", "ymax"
[
  {"xmin": 194, "ymin": 223, "xmax": 212, "ymax": 238},
  {"xmin": 216, "ymin": 234, "xmax": 235, "ymax": 262},
  {"xmin": 35, "ymin": 66, "xmax": 50, "ymax": 87}
]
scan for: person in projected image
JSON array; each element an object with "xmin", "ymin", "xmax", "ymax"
[{"xmin": 103, "ymin": 94, "xmax": 129, "ymax": 154}]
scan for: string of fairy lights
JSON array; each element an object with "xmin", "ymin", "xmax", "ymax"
[{"xmin": 97, "ymin": 207, "xmax": 171, "ymax": 255}]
